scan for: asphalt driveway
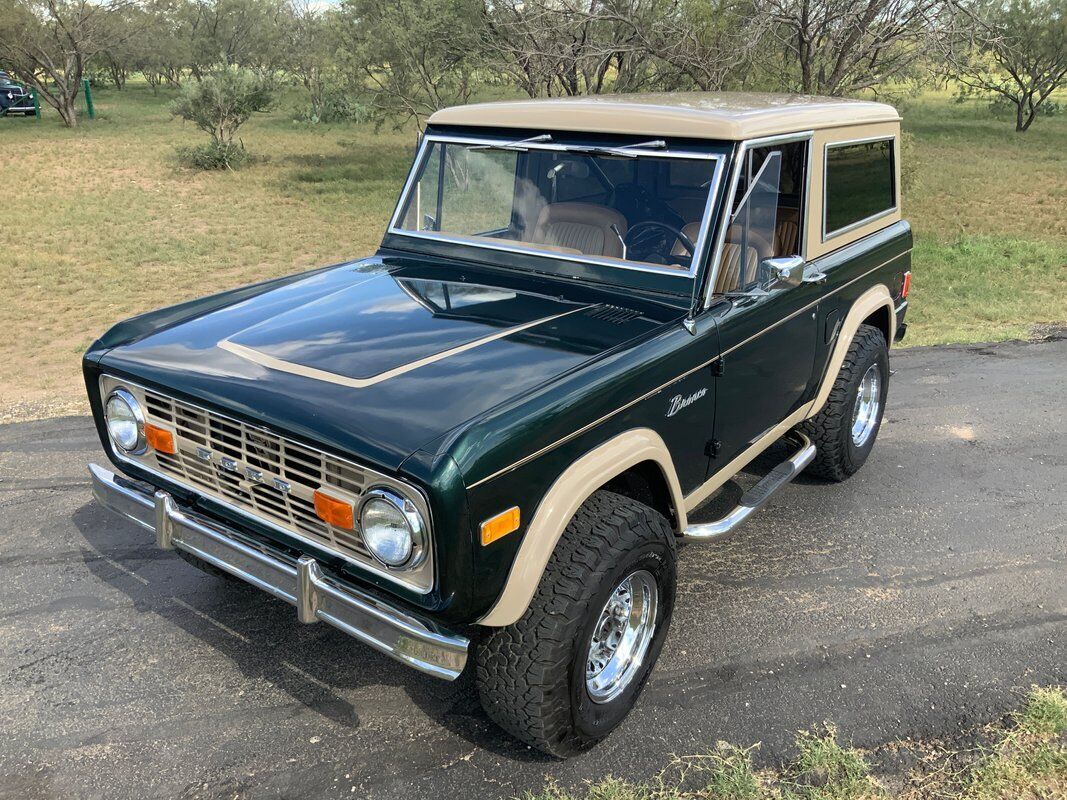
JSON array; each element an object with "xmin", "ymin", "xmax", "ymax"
[{"xmin": 0, "ymin": 339, "xmax": 1064, "ymax": 799}]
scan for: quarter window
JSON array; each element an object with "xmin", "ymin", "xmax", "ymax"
[{"xmin": 824, "ymin": 139, "xmax": 895, "ymax": 237}]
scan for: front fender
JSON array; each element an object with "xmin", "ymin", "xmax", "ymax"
[{"xmin": 476, "ymin": 428, "xmax": 684, "ymax": 627}]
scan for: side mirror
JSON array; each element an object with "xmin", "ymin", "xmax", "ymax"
[{"xmin": 760, "ymin": 255, "xmax": 805, "ymax": 288}]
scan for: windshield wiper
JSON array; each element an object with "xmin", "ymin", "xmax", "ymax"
[
  {"xmin": 565, "ymin": 140, "xmax": 668, "ymax": 159},
  {"xmin": 469, "ymin": 134, "xmax": 553, "ymax": 152},
  {"xmin": 574, "ymin": 140, "xmax": 669, "ymax": 158},
  {"xmin": 469, "ymin": 136, "xmax": 666, "ymax": 158}
]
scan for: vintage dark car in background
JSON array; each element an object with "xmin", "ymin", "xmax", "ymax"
[
  {"xmin": 0, "ymin": 71, "xmax": 34, "ymax": 116},
  {"xmin": 86, "ymin": 92, "xmax": 911, "ymax": 756}
]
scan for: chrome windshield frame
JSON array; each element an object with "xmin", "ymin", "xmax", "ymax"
[{"xmin": 387, "ymin": 133, "xmax": 726, "ymax": 280}]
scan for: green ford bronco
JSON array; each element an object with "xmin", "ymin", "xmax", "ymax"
[{"xmin": 86, "ymin": 92, "xmax": 911, "ymax": 756}]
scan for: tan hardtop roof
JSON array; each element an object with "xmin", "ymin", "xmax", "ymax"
[{"xmin": 428, "ymin": 92, "xmax": 900, "ymax": 141}]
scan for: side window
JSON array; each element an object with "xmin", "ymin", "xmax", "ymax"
[
  {"xmin": 824, "ymin": 138, "xmax": 895, "ymax": 237},
  {"xmin": 713, "ymin": 139, "xmax": 808, "ymax": 294}
]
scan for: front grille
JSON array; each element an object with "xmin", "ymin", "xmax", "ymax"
[{"xmin": 144, "ymin": 390, "xmax": 373, "ymax": 562}]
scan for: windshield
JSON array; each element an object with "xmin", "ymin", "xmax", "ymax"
[{"xmin": 392, "ymin": 136, "xmax": 722, "ymax": 275}]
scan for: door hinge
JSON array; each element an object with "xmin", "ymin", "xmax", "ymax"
[
  {"xmin": 711, "ymin": 357, "xmax": 725, "ymax": 376},
  {"xmin": 705, "ymin": 439, "xmax": 722, "ymax": 458}
]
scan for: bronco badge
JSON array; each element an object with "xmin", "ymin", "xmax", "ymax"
[{"xmin": 667, "ymin": 387, "xmax": 707, "ymax": 417}]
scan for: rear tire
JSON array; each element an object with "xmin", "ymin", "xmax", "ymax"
[
  {"xmin": 800, "ymin": 323, "xmax": 889, "ymax": 481},
  {"xmin": 475, "ymin": 490, "xmax": 676, "ymax": 757}
]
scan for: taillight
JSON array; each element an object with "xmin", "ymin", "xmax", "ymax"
[{"xmin": 901, "ymin": 271, "xmax": 911, "ymax": 299}]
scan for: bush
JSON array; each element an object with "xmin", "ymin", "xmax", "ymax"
[
  {"xmin": 175, "ymin": 142, "xmax": 250, "ymax": 171},
  {"xmin": 170, "ymin": 68, "xmax": 274, "ymax": 170},
  {"xmin": 989, "ymin": 95, "xmax": 1064, "ymax": 119},
  {"xmin": 297, "ymin": 92, "xmax": 369, "ymax": 125}
]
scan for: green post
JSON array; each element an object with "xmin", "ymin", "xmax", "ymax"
[
  {"xmin": 82, "ymin": 78, "xmax": 95, "ymax": 120},
  {"xmin": 32, "ymin": 90, "xmax": 40, "ymax": 121}
]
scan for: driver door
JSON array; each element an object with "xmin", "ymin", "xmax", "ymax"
[{"xmin": 707, "ymin": 137, "xmax": 820, "ymax": 472}]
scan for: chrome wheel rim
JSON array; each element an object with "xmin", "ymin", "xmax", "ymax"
[
  {"xmin": 851, "ymin": 364, "xmax": 882, "ymax": 447},
  {"xmin": 585, "ymin": 570, "xmax": 658, "ymax": 704}
]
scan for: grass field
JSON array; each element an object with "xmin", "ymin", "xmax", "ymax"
[
  {"xmin": 1, "ymin": 86, "xmax": 1064, "ymax": 420},
  {"xmin": 526, "ymin": 686, "xmax": 1067, "ymax": 799}
]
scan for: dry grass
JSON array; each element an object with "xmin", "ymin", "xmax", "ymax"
[
  {"xmin": 1, "ymin": 86, "xmax": 1064, "ymax": 419},
  {"xmin": 901, "ymin": 93, "xmax": 1067, "ymax": 345},
  {"xmin": 524, "ymin": 686, "xmax": 1067, "ymax": 800},
  {"xmin": 1, "ymin": 85, "xmax": 413, "ymax": 418}
]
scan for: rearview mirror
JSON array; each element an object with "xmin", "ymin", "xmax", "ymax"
[{"xmin": 760, "ymin": 255, "xmax": 805, "ymax": 288}]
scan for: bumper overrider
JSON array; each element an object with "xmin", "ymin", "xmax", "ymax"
[{"xmin": 88, "ymin": 463, "xmax": 468, "ymax": 679}]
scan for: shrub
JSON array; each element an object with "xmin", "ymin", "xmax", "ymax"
[
  {"xmin": 170, "ymin": 68, "xmax": 274, "ymax": 170},
  {"xmin": 297, "ymin": 91, "xmax": 369, "ymax": 125},
  {"xmin": 175, "ymin": 142, "xmax": 250, "ymax": 171},
  {"xmin": 989, "ymin": 94, "xmax": 1064, "ymax": 119}
]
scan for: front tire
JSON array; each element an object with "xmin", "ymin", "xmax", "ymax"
[
  {"xmin": 475, "ymin": 490, "xmax": 676, "ymax": 757},
  {"xmin": 800, "ymin": 323, "xmax": 889, "ymax": 481}
]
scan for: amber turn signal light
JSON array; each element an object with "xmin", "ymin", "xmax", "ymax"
[
  {"xmin": 481, "ymin": 506, "xmax": 520, "ymax": 546},
  {"xmin": 144, "ymin": 423, "xmax": 176, "ymax": 455},
  {"xmin": 314, "ymin": 490, "xmax": 355, "ymax": 529}
]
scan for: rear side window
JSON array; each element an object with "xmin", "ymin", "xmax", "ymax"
[{"xmin": 823, "ymin": 138, "xmax": 895, "ymax": 237}]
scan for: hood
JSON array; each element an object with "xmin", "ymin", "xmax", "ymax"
[{"xmin": 96, "ymin": 258, "xmax": 680, "ymax": 472}]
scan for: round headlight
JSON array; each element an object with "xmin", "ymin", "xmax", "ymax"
[
  {"xmin": 359, "ymin": 488, "xmax": 426, "ymax": 569},
  {"xmin": 104, "ymin": 388, "xmax": 146, "ymax": 454}
]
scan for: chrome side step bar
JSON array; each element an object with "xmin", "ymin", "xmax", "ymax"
[{"xmin": 682, "ymin": 433, "xmax": 816, "ymax": 542}]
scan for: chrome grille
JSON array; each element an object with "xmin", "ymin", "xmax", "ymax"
[{"xmin": 144, "ymin": 390, "xmax": 372, "ymax": 561}]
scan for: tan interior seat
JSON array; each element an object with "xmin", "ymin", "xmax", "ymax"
[
  {"xmin": 527, "ymin": 202, "xmax": 628, "ymax": 258},
  {"xmin": 670, "ymin": 220, "xmax": 760, "ymax": 290},
  {"xmin": 714, "ymin": 244, "xmax": 759, "ymax": 293},
  {"xmin": 670, "ymin": 221, "xmax": 703, "ymax": 257},
  {"xmin": 774, "ymin": 208, "xmax": 800, "ymax": 257}
]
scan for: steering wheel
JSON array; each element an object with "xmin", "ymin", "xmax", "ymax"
[{"xmin": 624, "ymin": 221, "xmax": 696, "ymax": 257}]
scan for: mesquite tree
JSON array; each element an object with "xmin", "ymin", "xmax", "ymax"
[
  {"xmin": 754, "ymin": 0, "xmax": 955, "ymax": 95},
  {"xmin": 0, "ymin": 0, "xmax": 135, "ymax": 126},
  {"xmin": 943, "ymin": 0, "xmax": 1067, "ymax": 131}
]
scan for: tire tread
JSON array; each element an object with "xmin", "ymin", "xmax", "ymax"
[
  {"xmin": 475, "ymin": 490, "xmax": 673, "ymax": 757},
  {"xmin": 800, "ymin": 323, "xmax": 887, "ymax": 481}
]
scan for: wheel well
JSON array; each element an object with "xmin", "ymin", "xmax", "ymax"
[
  {"xmin": 862, "ymin": 304, "xmax": 892, "ymax": 346},
  {"xmin": 600, "ymin": 460, "xmax": 679, "ymax": 530}
]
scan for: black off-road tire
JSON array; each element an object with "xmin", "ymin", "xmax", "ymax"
[
  {"xmin": 799, "ymin": 323, "xmax": 889, "ymax": 481},
  {"xmin": 475, "ymin": 490, "xmax": 676, "ymax": 757},
  {"xmin": 175, "ymin": 548, "xmax": 240, "ymax": 582}
]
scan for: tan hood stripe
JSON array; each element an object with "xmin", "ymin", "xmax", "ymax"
[{"xmin": 218, "ymin": 306, "xmax": 588, "ymax": 389}]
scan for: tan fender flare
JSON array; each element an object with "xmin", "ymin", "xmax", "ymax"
[
  {"xmin": 476, "ymin": 428, "xmax": 686, "ymax": 627},
  {"xmin": 806, "ymin": 284, "xmax": 895, "ymax": 419}
]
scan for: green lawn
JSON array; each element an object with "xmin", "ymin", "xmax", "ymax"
[
  {"xmin": 901, "ymin": 93, "xmax": 1067, "ymax": 346},
  {"xmin": 1, "ymin": 86, "xmax": 1064, "ymax": 419}
]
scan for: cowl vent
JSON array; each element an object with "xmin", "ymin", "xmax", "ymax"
[{"xmin": 584, "ymin": 305, "xmax": 641, "ymax": 324}]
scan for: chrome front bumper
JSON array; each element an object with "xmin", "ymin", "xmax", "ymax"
[{"xmin": 88, "ymin": 463, "xmax": 468, "ymax": 680}]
